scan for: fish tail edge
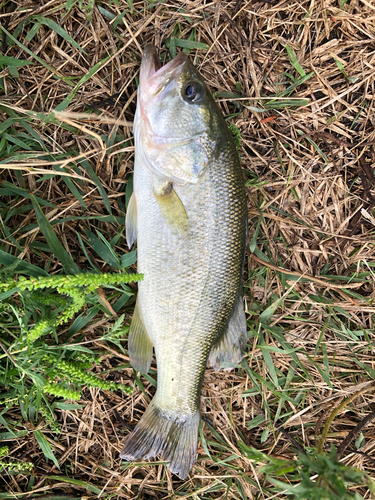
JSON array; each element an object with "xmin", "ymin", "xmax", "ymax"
[{"xmin": 120, "ymin": 400, "xmax": 199, "ymax": 479}]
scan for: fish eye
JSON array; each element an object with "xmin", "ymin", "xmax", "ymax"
[{"xmin": 183, "ymin": 81, "xmax": 203, "ymax": 103}]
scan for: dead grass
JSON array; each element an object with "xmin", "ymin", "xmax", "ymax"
[{"xmin": 0, "ymin": 0, "xmax": 375, "ymax": 498}]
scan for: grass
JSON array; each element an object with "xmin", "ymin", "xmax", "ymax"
[{"xmin": 0, "ymin": 0, "xmax": 375, "ymax": 498}]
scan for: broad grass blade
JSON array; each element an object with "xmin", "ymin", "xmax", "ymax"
[
  {"xmin": 30, "ymin": 194, "xmax": 79, "ymax": 274},
  {"xmin": 34, "ymin": 430, "xmax": 59, "ymax": 468}
]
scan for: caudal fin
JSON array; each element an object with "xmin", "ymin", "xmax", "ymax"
[{"xmin": 120, "ymin": 400, "xmax": 199, "ymax": 479}]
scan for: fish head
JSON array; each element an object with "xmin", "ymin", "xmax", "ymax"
[{"xmin": 135, "ymin": 45, "xmax": 224, "ymax": 184}]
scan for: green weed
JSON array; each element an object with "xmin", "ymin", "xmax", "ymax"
[
  {"xmin": 229, "ymin": 123, "xmax": 242, "ymax": 150},
  {"xmin": 0, "ymin": 269, "xmax": 140, "ymax": 469},
  {"xmin": 240, "ymin": 445, "xmax": 375, "ymax": 499}
]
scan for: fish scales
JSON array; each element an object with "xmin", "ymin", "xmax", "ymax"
[
  {"xmin": 120, "ymin": 45, "xmax": 247, "ymax": 479},
  {"xmin": 138, "ymin": 148, "xmax": 245, "ymax": 409}
]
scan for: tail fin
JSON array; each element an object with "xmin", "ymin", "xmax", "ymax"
[{"xmin": 120, "ymin": 399, "xmax": 199, "ymax": 479}]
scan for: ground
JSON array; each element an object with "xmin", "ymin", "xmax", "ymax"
[{"xmin": 0, "ymin": 0, "xmax": 375, "ymax": 498}]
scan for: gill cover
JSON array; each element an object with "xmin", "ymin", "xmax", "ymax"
[{"xmin": 135, "ymin": 45, "xmax": 217, "ymax": 185}]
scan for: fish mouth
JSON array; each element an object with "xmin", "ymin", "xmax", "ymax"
[{"xmin": 140, "ymin": 45, "xmax": 187, "ymax": 96}]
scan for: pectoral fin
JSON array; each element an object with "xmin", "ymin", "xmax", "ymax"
[
  {"xmin": 128, "ymin": 300, "xmax": 153, "ymax": 373},
  {"xmin": 207, "ymin": 294, "xmax": 247, "ymax": 371},
  {"xmin": 154, "ymin": 182, "xmax": 190, "ymax": 233},
  {"xmin": 126, "ymin": 192, "xmax": 137, "ymax": 248}
]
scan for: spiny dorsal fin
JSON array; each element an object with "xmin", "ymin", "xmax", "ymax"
[
  {"xmin": 154, "ymin": 182, "xmax": 190, "ymax": 233},
  {"xmin": 128, "ymin": 300, "xmax": 153, "ymax": 374},
  {"xmin": 126, "ymin": 192, "xmax": 138, "ymax": 248}
]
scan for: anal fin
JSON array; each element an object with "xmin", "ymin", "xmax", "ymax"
[
  {"xmin": 154, "ymin": 182, "xmax": 190, "ymax": 233},
  {"xmin": 207, "ymin": 294, "xmax": 247, "ymax": 371},
  {"xmin": 126, "ymin": 192, "xmax": 137, "ymax": 248},
  {"xmin": 128, "ymin": 300, "xmax": 153, "ymax": 373}
]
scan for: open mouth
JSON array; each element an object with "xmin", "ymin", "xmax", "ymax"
[{"xmin": 140, "ymin": 45, "xmax": 187, "ymax": 93}]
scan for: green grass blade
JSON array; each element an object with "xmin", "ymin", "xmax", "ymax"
[
  {"xmin": 66, "ymin": 0, "xmax": 79, "ymax": 12},
  {"xmin": 285, "ymin": 44, "xmax": 306, "ymax": 77},
  {"xmin": 78, "ymin": 159, "xmax": 112, "ymax": 214},
  {"xmin": 268, "ymin": 72, "xmax": 314, "ymax": 99},
  {"xmin": 172, "ymin": 38, "xmax": 210, "ymax": 50},
  {"xmin": 54, "ymin": 56, "xmax": 110, "ymax": 111},
  {"xmin": 126, "ymin": 0, "xmax": 134, "ymax": 14},
  {"xmin": 264, "ymin": 325, "xmax": 313, "ymax": 382},
  {"xmin": 113, "ymin": 8, "xmax": 129, "ymax": 29},
  {"xmin": 297, "ymin": 129, "xmax": 328, "ymax": 162},
  {"xmin": 18, "ymin": 121, "xmax": 48, "ymax": 150},
  {"xmin": 259, "ymin": 333, "xmax": 279, "ymax": 388},
  {"xmin": 76, "ymin": 231, "xmax": 99, "ymax": 271},
  {"xmin": 47, "ymin": 476, "xmax": 101, "ymax": 494},
  {"xmin": 264, "ymin": 98, "xmax": 310, "ymax": 109},
  {"xmin": 96, "ymin": 229, "xmax": 122, "ymax": 266},
  {"xmin": 25, "ymin": 21, "xmax": 41, "ymax": 42},
  {"xmin": 83, "ymin": 227, "xmax": 120, "ymax": 269},
  {"xmin": 67, "ymin": 306, "xmax": 100, "ymax": 339},
  {"xmin": 97, "ymin": 6, "xmax": 116, "ymax": 20},
  {"xmin": 246, "ymin": 413, "xmax": 265, "ymax": 429},
  {"xmin": 10, "ymin": 66, "xmax": 20, "ymax": 77},
  {"xmin": 0, "ymin": 249, "xmax": 48, "ymax": 277},
  {"xmin": 34, "ymin": 16, "xmax": 86, "ymax": 53},
  {"xmin": 199, "ymin": 420, "xmax": 212, "ymax": 459},
  {"xmin": 2, "ymin": 132, "xmax": 33, "ymax": 150},
  {"xmin": 52, "ymin": 165, "xmax": 87, "ymax": 209},
  {"xmin": 0, "ymin": 117, "xmax": 18, "ymax": 133},
  {"xmin": 243, "ymin": 104, "xmax": 267, "ymax": 113},
  {"xmin": 34, "ymin": 430, "xmax": 59, "ymax": 468},
  {"xmin": 30, "ymin": 194, "xmax": 79, "ymax": 274},
  {"xmin": 120, "ymin": 250, "xmax": 137, "ymax": 268},
  {"xmin": 0, "ymin": 56, "xmax": 33, "ymax": 67},
  {"xmin": 0, "ymin": 25, "xmax": 75, "ymax": 87},
  {"xmin": 259, "ymin": 294, "xmax": 285, "ymax": 324},
  {"xmin": 0, "ymin": 430, "xmax": 28, "ymax": 440},
  {"xmin": 250, "ymin": 210, "xmax": 263, "ymax": 253},
  {"xmin": 54, "ymin": 403, "xmax": 84, "ymax": 410}
]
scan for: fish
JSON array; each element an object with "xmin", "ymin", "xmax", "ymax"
[{"xmin": 120, "ymin": 44, "xmax": 248, "ymax": 479}]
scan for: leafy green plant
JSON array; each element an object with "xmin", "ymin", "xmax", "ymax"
[
  {"xmin": 0, "ymin": 270, "xmax": 142, "ymax": 446},
  {"xmin": 0, "ymin": 56, "xmax": 33, "ymax": 79},
  {"xmin": 228, "ymin": 123, "xmax": 242, "ymax": 150},
  {"xmin": 239, "ymin": 445, "xmax": 375, "ymax": 499},
  {"xmin": 0, "ymin": 446, "xmax": 33, "ymax": 474},
  {"xmin": 334, "ymin": 58, "xmax": 358, "ymax": 84}
]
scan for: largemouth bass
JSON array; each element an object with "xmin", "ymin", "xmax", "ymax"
[{"xmin": 120, "ymin": 45, "xmax": 247, "ymax": 479}]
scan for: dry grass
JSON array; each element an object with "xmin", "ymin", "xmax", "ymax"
[{"xmin": 0, "ymin": 0, "xmax": 375, "ymax": 498}]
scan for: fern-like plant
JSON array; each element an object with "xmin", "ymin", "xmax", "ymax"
[{"xmin": 0, "ymin": 271, "xmax": 142, "ymax": 439}]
